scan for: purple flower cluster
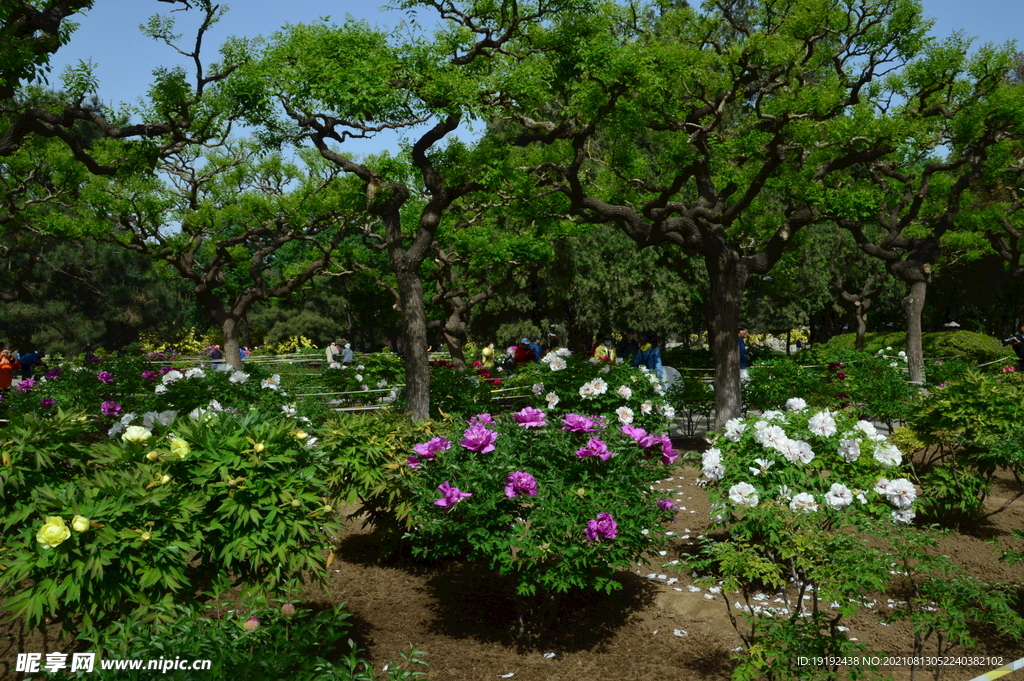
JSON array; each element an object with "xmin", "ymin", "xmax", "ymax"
[
  {"xmin": 512, "ymin": 407, "xmax": 546, "ymax": 429},
  {"xmin": 620, "ymin": 425, "xmax": 677, "ymax": 465},
  {"xmin": 467, "ymin": 413, "xmax": 495, "ymax": 427},
  {"xmin": 141, "ymin": 370, "xmax": 159, "ymax": 381},
  {"xmin": 461, "ymin": 423, "xmax": 498, "ymax": 454},
  {"xmin": 575, "ymin": 436, "xmax": 612, "ymax": 461},
  {"xmin": 657, "ymin": 498, "xmax": 679, "ymax": 516},
  {"xmin": 584, "ymin": 512, "xmax": 618, "ymax": 541},
  {"xmin": 100, "ymin": 401, "xmax": 122, "ymax": 416},
  {"xmin": 504, "ymin": 471, "xmax": 538, "ymax": 498},
  {"xmin": 97, "ymin": 371, "xmax": 114, "ymax": 384},
  {"xmin": 16, "ymin": 379, "xmax": 36, "ymax": 392},
  {"xmin": 434, "ymin": 481, "xmax": 472, "ymax": 508},
  {"xmin": 408, "ymin": 437, "xmax": 452, "ymax": 469},
  {"xmin": 561, "ymin": 413, "xmax": 601, "ymax": 433},
  {"xmin": 45, "ymin": 368, "xmax": 61, "ymax": 380},
  {"xmin": 40, "ymin": 397, "xmax": 56, "ymax": 408}
]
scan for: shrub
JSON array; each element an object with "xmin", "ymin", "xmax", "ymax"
[
  {"xmin": 816, "ymin": 330, "xmax": 1010, "ymax": 365},
  {"xmin": 742, "ymin": 359, "xmax": 822, "ymax": 412},
  {"xmin": 403, "ymin": 409, "xmax": 677, "ymax": 639},
  {"xmin": 665, "ymin": 375, "xmax": 715, "ymax": 437},
  {"xmin": 0, "ymin": 410, "xmax": 341, "ymax": 640},
  {"xmin": 660, "ymin": 346, "xmax": 715, "ymax": 369}
]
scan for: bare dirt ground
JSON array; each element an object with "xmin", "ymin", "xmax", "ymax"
[{"xmin": 4, "ymin": 440, "xmax": 1024, "ymax": 681}]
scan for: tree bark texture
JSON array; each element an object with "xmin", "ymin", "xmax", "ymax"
[
  {"xmin": 902, "ymin": 279, "xmax": 927, "ymax": 384},
  {"xmin": 707, "ymin": 253, "xmax": 747, "ymax": 431}
]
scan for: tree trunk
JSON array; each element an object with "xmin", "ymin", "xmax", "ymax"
[
  {"xmin": 220, "ymin": 316, "xmax": 244, "ymax": 371},
  {"xmin": 443, "ymin": 320, "xmax": 468, "ymax": 370},
  {"xmin": 854, "ymin": 302, "xmax": 868, "ymax": 352},
  {"xmin": 902, "ymin": 279, "xmax": 927, "ymax": 384},
  {"xmin": 396, "ymin": 269, "xmax": 431, "ymax": 420},
  {"xmin": 707, "ymin": 253, "xmax": 747, "ymax": 432}
]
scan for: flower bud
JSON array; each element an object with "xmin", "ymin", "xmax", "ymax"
[
  {"xmin": 244, "ymin": 617, "xmax": 260, "ymax": 631},
  {"xmin": 71, "ymin": 515, "xmax": 90, "ymax": 533},
  {"xmin": 290, "ymin": 499, "xmax": 301, "ymax": 508},
  {"xmin": 160, "ymin": 474, "xmax": 171, "ymax": 485},
  {"xmin": 281, "ymin": 602, "xmax": 296, "ymax": 617},
  {"xmin": 140, "ymin": 531, "xmax": 152, "ymax": 541},
  {"xmin": 227, "ymin": 478, "xmax": 237, "ymax": 487},
  {"xmin": 253, "ymin": 442, "xmax": 265, "ymax": 453},
  {"xmin": 146, "ymin": 451, "xmax": 159, "ymax": 461},
  {"xmin": 322, "ymin": 505, "xmax": 333, "ymax": 513},
  {"xmin": 295, "ymin": 431, "xmax": 308, "ymax": 440}
]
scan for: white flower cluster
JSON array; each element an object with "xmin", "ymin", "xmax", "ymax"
[
  {"xmin": 875, "ymin": 477, "xmax": 917, "ymax": 523},
  {"xmin": 261, "ymin": 374, "xmax": 281, "ymax": 390}
]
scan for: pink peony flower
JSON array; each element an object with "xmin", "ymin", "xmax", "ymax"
[
  {"xmin": 97, "ymin": 371, "xmax": 114, "ymax": 384},
  {"xmin": 561, "ymin": 413, "xmax": 601, "ymax": 433},
  {"xmin": 461, "ymin": 423, "xmax": 498, "ymax": 453},
  {"xmin": 584, "ymin": 512, "xmax": 618, "ymax": 541},
  {"xmin": 434, "ymin": 481, "xmax": 472, "ymax": 508},
  {"xmin": 504, "ymin": 471, "xmax": 538, "ymax": 498},
  {"xmin": 576, "ymin": 436, "xmax": 612, "ymax": 461},
  {"xmin": 512, "ymin": 407, "xmax": 547, "ymax": 429}
]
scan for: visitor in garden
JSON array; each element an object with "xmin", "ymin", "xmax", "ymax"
[
  {"xmin": 326, "ymin": 339, "xmax": 342, "ymax": 364},
  {"xmin": 84, "ymin": 344, "xmax": 96, "ymax": 362},
  {"xmin": 738, "ymin": 326, "xmax": 751, "ymax": 380},
  {"xmin": 528, "ymin": 337, "xmax": 544, "ymax": 362},
  {"xmin": 18, "ymin": 349, "xmax": 40, "ymax": 380},
  {"xmin": 341, "ymin": 340, "xmax": 354, "ymax": 365},
  {"xmin": 515, "ymin": 338, "xmax": 535, "ymax": 364},
  {"xmin": 209, "ymin": 345, "xmax": 223, "ymax": 368},
  {"xmin": 481, "ymin": 341, "xmax": 496, "ymax": 369},
  {"xmin": 593, "ymin": 334, "xmax": 617, "ymax": 362},
  {"xmin": 1009, "ymin": 323, "xmax": 1024, "ymax": 371},
  {"xmin": 633, "ymin": 331, "xmax": 663, "ymax": 379},
  {"xmin": 0, "ymin": 349, "xmax": 20, "ymax": 390},
  {"xmin": 617, "ymin": 328, "xmax": 640, "ymax": 364}
]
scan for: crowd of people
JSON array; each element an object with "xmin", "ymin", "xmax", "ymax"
[
  {"xmin": 0, "ymin": 343, "xmax": 46, "ymax": 389},
  {"xmin": 474, "ymin": 329, "xmax": 666, "ymax": 378}
]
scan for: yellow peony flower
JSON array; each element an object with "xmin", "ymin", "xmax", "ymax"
[
  {"xmin": 122, "ymin": 426, "xmax": 153, "ymax": 443},
  {"xmin": 71, "ymin": 515, "xmax": 90, "ymax": 533},
  {"xmin": 37, "ymin": 516, "xmax": 71, "ymax": 549},
  {"xmin": 169, "ymin": 437, "xmax": 190, "ymax": 459},
  {"xmin": 253, "ymin": 442, "xmax": 265, "ymax": 453},
  {"xmin": 160, "ymin": 474, "xmax": 171, "ymax": 485},
  {"xmin": 295, "ymin": 431, "xmax": 308, "ymax": 440},
  {"xmin": 146, "ymin": 450, "xmax": 160, "ymax": 461}
]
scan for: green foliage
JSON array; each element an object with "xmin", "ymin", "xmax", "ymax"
[
  {"xmin": 414, "ymin": 359, "xmax": 496, "ymax": 419},
  {"xmin": 690, "ymin": 529, "xmax": 890, "ymax": 681},
  {"xmin": 902, "ymin": 369, "xmax": 1024, "ymax": 522},
  {"xmin": 0, "ymin": 410, "xmax": 341, "ymax": 640},
  {"xmin": 319, "ymin": 412, "xmax": 451, "ymax": 559},
  {"xmin": 665, "ymin": 375, "xmax": 714, "ymax": 437},
  {"xmin": 51, "ymin": 591, "xmax": 427, "ymax": 681},
  {"xmin": 404, "ymin": 410, "xmax": 676, "ymax": 636},
  {"xmin": 817, "ymin": 331, "xmax": 1011, "ymax": 365},
  {"xmin": 743, "ymin": 360, "xmax": 821, "ymax": 412}
]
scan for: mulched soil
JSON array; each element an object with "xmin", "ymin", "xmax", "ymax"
[{"xmin": 4, "ymin": 437, "xmax": 1024, "ymax": 681}]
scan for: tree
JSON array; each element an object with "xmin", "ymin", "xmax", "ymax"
[
  {"xmin": 242, "ymin": 2, "xmax": 584, "ymax": 419},
  {"xmin": 93, "ymin": 144, "xmax": 361, "ymax": 369},
  {"xmin": 493, "ymin": 0, "xmax": 934, "ymax": 428}
]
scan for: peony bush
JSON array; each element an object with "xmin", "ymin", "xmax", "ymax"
[
  {"xmin": 403, "ymin": 408, "xmax": 679, "ymax": 638},
  {"xmin": 700, "ymin": 401, "xmax": 920, "ymax": 539}
]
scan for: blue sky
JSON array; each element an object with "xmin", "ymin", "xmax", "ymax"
[{"xmin": 44, "ymin": 0, "xmax": 1024, "ymax": 155}]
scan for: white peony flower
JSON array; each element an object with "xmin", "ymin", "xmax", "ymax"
[
  {"xmin": 785, "ymin": 398, "xmax": 807, "ymax": 412},
  {"xmin": 891, "ymin": 508, "xmax": 915, "ymax": 524},
  {"xmin": 185, "ymin": 367, "xmax": 206, "ymax": 379},
  {"xmin": 855, "ymin": 491, "xmax": 868, "ymax": 504},
  {"xmin": 702, "ymin": 448, "xmax": 721, "ymax": 467},
  {"xmin": 824, "ymin": 483, "xmax": 853, "ymax": 510},
  {"xmin": 749, "ymin": 458, "xmax": 774, "ymax": 476},
  {"xmin": 761, "ymin": 410, "xmax": 783, "ymax": 421},
  {"xmin": 549, "ymin": 357, "xmax": 567, "ymax": 371},
  {"xmin": 640, "ymin": 400, "xmax": 654, "ymax": 415},
  {"xmin": 228, "ymin": 371, "xmax": 249, "ymax": 384},
  {"xmin": 755, "ymin": 424, "xmax": 788, "ymax": 450},
  {"xmin": 120, "ymin": 412, "xmax": 137, "ymax": 427},
  {"xmin": 777, "ymin": 485, "xmax": 794, "ymax": 501},
  {"xmin": 261, "ymin": 374, "xmax": 281, "ymax": 390},
  {"xmin": 616, "ymin": 406, "xmax": 635, "ymax": 425},
  {"xmin": 545, "ymin": 392, "xmax": 559, "ymax": 408},
  {"xmin": 897, "ymin": 350, "xmax": 906, "ymax": 358},
  {"xmin": 855, "ymin": 420, "xmax": 877, "ymax": 437},
  {"xmin": 789, "ymin": 493, "xmax": 818, "ymax": 513},
  {"xmin": 724, "ymin": 418, "xmax": 746, "ymax": 442},
  {"xmin": 354, "ymin": 374, "xmax": 363, "ymax": 382},
  {"xmin": 155, "ymin": 384, "xmax": 168, "ymax": 394},
  {"xmin": 555, "ymin": 347, "xmax": 572, "ymax": 357},
  {"xmin": 617, "ymin": 385, "xmax": 633, "ymax": 400},
  {"xmin": 874, "ymin": 478, "xmax": 891, "ymax": 495},
  {"xmin": 794, "ymin": 440, "xmax": 815, "ymax": 464},
  {"xmin": 776, "ymin": 438, "xmax": 803, "ymax": 463},
  {"xmin": 588, "ymin": 357, "xmax": 598, "ymax": 364},
  {"xmin": 281, "ymin": 405, "xmax": 297, "ymax": 418},
  {"xmin": 377, "ymin": 379, "xmax": 389, "ymax": 389},
  {"xmin": 704, "ymin": 463, "xmax": 725, "ymax": 480},
  {"xmin": 614, "ymin": 357, "xmax": 623, "ymax": 364},
  {"xmin": 807, "ymin": 410, "xmax": 837, "ymax": 437},
  {"xmin": 884, "ymin": 478, "xmax": 917, "ymax": 509},
  {"xmin": 360, "ymin": 384, "xmax": 369, "ymax": 391},
  {"xmin": 157, "ymin": 410, "xmax": 176, "ymax": 426},
  {"xmin": 533, "ymin": 383, "xmax": 545, "ymax": 396},
  {"xmin": 162, "ymin": 370, "xmax": 183, "ymax": 384},
  {"xmin": 142, "ymin": 412, "xmax": 159, "ymax": 430},
  {"xmin": 356, "ymin": 365, "xmax": 365, "ymax": 370},
  {"xmin": 728, "ymin": 482, "xmax": 759, "ymax": 507},
  {"xmin": 663, "ymin": 406, "xmax": 676, "ymax": 420},
  {"xmin": 873, "ymin": 443, "xmax": 902, "ymax": 467},
  {"xmin": 107, "ymin": 422, "xmax": 125, "ymax": 438},
  {"xmin": 329, "ymin": 362, "xmax": 342, "ymax": 369},
  {"xmin": 890, "ymin": 362, "xmax": 900, "ymax": 368},
  {"xmin": 838, "ymin": 439, "xmax": 861, "ymax": 463},
  {"xmin": 600, "ymin": 365, "xmax": 611, "ymax": 373}
]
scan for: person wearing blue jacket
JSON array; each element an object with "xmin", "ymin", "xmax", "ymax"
[
  {"xmin": 632, "ymin": 331, "xmax": 663, "ymax": 379},
  {"xmin": 738, "ymin": 326, "xmax": 751, "ymax": 380}
]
